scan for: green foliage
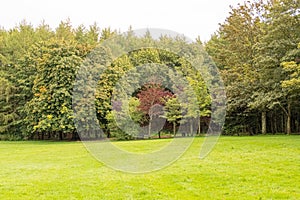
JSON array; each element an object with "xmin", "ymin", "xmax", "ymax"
[
  {"xmin": 0, "ymin": 74, "xmax": 17, "ymax": 133},
  {"xmin": 206, "ymin": 0, "xmax": 300, "ymax": 135},
  {"xmin": 162, "ymin": 97, "xmax": 182, "ymax": 135},
  {"xmin": 163, "ymin": 97, "xmax": 182, "ymax": 123},
  {"xmin": 95, "ymin": 54, "xmax": 133, "ymax": 135},
  {"xmin": 25, "ymin": 40, "xmax": 84, "ymax": 138},
  {"xmin": 282, "ymin": 61, "xmax": 300, "ymax": 91},
  {"xmin": 107, "ymin": 97, "xmax": 143, "ymax": 140},
  {"xmin": 281, "ymin": 43, "xmax": 300, "ymax": 94},
  {"xmin": 1, "ymin": 1, "xmax": 300, "ymax": 139}
]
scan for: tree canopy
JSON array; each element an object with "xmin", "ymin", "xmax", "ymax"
[{"xmin": 1, "ymin": 0, "xmax": 299, "ymax": 140}]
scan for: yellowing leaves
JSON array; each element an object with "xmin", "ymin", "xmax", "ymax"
[
  {"xmin": 39, "ymin": 86, "xmax": 47, "ymax": 93},
  {"xmin": 60, "ymin": 104, "xmax": 69, "ymax": 114}
]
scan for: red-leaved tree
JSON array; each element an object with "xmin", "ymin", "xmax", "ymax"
[{"xmin": 137, "ymin": 83, "xmax": 173, "ymax": 137}]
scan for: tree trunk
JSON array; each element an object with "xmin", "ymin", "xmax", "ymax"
[
  {"xmin": 197, "ymin": 117, "xmax": 201, "ymax": 135},
  {"xmin": 282, "ymin": 114, "xmax": 285, "ymax": 133},
  {"xmin": 190, "ymin": 120, "xmax": 193, "ymax": 136},
  {"xmin": 148, "ymin": 117, "xmax": 152, "ymax": 138},
  {"xmin": 274, "ymin": 113, "xmax": 278, "ymax": 133},
  {"xmin": 287, "ymin": 102, "xmax": 291, "ymax": 135},
  {"xmin": 270, "ymin": 113, "xmax": 274, "ymax": 134},
  {"xmin": 262, "ymin": 111, "xmax": 267, "ymax": 134},
  {"xmin": 87, "ymin": 130, "xmax": 90, "ymax": 138},
  {"xmin": 59, "ymin": 132, "xmax": 63, "ymax": 140},
  {"xmin": 173, "ymin": 122, "xmax": 176, "ymax": 136},
  {"xmin": 72, "ymin": 131, "xmax": 77, "ymax": 140}
]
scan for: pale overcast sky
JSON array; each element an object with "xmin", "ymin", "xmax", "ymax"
[{"xmin": 0, "ymin": 0, "xmax": 245, "ymax": 41}]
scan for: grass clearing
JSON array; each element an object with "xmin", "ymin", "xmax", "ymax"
[
  {"xmin": 111, "ymin": 138, "xmax": 173, "ymax": 154},
  {"xmin": 0, "ymin": 136, "xmax": 299, "ymax": 199}
]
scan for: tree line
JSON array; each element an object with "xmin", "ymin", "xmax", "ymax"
[
  {"xmin": 0, "ymin": 0, "xmax": 299, "ymax": 140},
  {"xmin": 206, "ymin": 0, "xmax": 300, "ymax": 135},
  {"xmin": 0, "ymin": 19, "xmax": 212, "ymax": 140}
]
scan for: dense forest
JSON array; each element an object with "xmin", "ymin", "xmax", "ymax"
[{"xmin": 0, "ymin": 0, "xmax": 299, "ymax": 140}]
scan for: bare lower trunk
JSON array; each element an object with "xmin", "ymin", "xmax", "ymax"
[
  {"xmin": 197, "ymin": 118, "xmax": 201, "ymax": 135},
  {"xmin": 173, "ymin": 122, "xmax": 176, "ymax": 136},
  {"xmin": 148, "ymin": 120, "xmax": 152, "ymax": 138},
  {"xmin": 262, "ymin": 111, "xmax": 267, "ymax": 134},
  {"xmin": 287, "ymin": 102, "xmax": 291, "ymax": 135},
  {"xmin": 59, "ymin": 132, "xmax": 63, "ymax": 140},
  {"xmin": 190, "ymin": 120, "xmax": 193, "ymax": 136}
]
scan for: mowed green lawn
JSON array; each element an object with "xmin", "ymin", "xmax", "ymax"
[{"xmin": 0, "ymin": 136, "xmax": 299, "ymax": 199}]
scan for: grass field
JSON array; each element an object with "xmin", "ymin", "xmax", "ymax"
[{"xmin": 0, "ymin": 136, "xmax": 299, "ymax": 199}]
